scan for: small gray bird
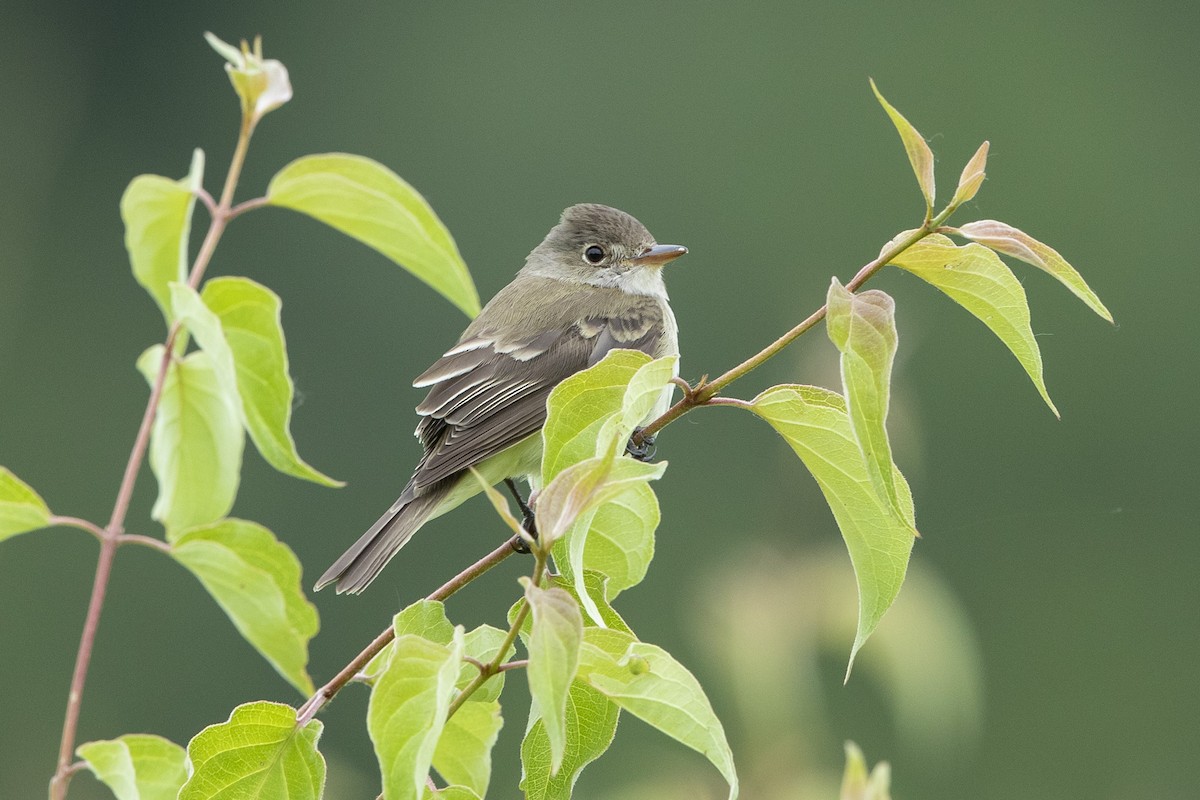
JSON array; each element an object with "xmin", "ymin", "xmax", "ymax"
[{"xmin": 316, "ymin": 204, "xmax": 686, "ymax": 593}]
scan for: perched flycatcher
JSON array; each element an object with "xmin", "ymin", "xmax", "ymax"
[{"xmin": 316, "ymin": 204, "xmax": 686, "ymax": 594}]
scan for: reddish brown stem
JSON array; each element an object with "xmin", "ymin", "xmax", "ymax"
[{"xmin": 296, "ymin": 534, "xmax": 518, "ymax": 725}]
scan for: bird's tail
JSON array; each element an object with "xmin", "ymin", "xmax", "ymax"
[{"xmin": 314, "ymin": 486, "xmax": 446, "ymax": 594}]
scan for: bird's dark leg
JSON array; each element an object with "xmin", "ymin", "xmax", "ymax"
[
  {"xmin": 504, "ymin": 478, "xmax": 537, "ymax": 554},
  {"xmin": 626, "ymin": 427, "xmax": 657, "ymax": 462}
]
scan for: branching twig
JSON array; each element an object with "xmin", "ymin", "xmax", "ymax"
[
  {"xmin": 49, "ymin": 114, "xmax": 259, "ymax": 800},
  {"xmin": 633, "ymin": 212, "xmax": 953, "ymax": 445},
  {"xmin": 296, "ymin": 533, "xmax": 520, "ymax": 725}
]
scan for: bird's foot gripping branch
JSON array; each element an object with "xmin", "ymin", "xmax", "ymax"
[{"xmin": 0, "ymin": 35, "xmax": 1110, "ymax": 800}]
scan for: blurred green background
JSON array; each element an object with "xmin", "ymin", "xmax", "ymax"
[{"xmin": 2, "ymin": 2, "xmax": 1196, "ymax": 798}]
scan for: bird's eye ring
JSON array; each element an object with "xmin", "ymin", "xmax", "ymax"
[{"xmin": 584, "ymin": 245, "xmax": 605, "ymax": 264}]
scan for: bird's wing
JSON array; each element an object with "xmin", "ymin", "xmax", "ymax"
[{"xmin": 406, "ymin": 301, "xmax": 664, "ymax": 492}]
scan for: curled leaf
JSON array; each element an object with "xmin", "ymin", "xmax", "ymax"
[
  {"xmin": 955, "ymin": 219, "xmax": 1113, "ymax": 322},
  {"xmin": 950, "ymin": 141, "xmax": 989, "ymax": 208}
]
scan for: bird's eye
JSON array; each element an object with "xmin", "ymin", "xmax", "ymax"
[{"xmin": 584, "ymin": 245, "xmax": 605, "ymax": 264}]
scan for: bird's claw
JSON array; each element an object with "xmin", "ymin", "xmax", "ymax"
[{"xmin": 626, "ymin": 428, "xmax": 657, "ymax": 462}]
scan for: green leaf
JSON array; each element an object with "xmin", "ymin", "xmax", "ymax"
[
  {"xmin": 870, "ymin": 79, "xmax": 935, "ymax": 213},
  {"xmin": 887, "ymin": 233, "xmax": 1059, "ymax": 416},
  {"xmin": 170, "ymin": 278, "xmax": 342, "ymax": 487},
  {"xmin": 432, "ymin": 699, "xmax": 502, "ymax": 797},
  {"xmin": 520, "ymin": 681, "xmax": 620, "ymax": 800},
  {"xmin": 546, "ymin": 457, "xmax": 666, "ymax": 625},
  {"xmin": 556, "ymin": 484, "xmax": 658, "ymax": 600},
  {"xmin": 121, "ymin": 150, "xmax": 204, "ymax": 326},
  {"xmin": 171, "ymin": 519, "xmax": 319, "ymax": 695},
  {"xmin": 457, "ymin": 624, "xmax": 514, "ymax": 703},
  {"xmin": 840, "ymin": 741, "xmax": 892, "ymax": 800},
  {"xmin": 749, "ymin": 385, "xmax": 916, "ymax": 677},
  {"xmin": 76, "ymin": 734, "xmax": 188, "ymax": 800},
  {"xmin": 825, "ymin": 280, "xmax": 911, "ymax": 531},
  {"xmin": 369, "ymin": 631, "xmax": 464, "ymax": 800},
  {"xmin": 180, "ymin": 702, "xmax": 325, "ymax": 800},
  {"xmin": 536, "ymin": 453, "xmax": 666, "ymax": 551},
  {"xmin": 949, "ymin": 141, "xmax": 989, "ymax": 209},
  {"xmin": 577, "ymin": 637, "xmax": 738, "ymax": 800},
  {"xmin": 267, "ymin": 154, "xmax": 479, "ymax": 317},
  {"xmin": 364, "ymin": 600, "xmax": 457, "ymax": 684},
  {"xmin": 541, "ymin": 350, "xmax": 675, "ymax": 483},
  {"xmin": 138, "ymin": 346, "xmax": 244, "ymax": 534},
  {"xmin": 523, "ymin": 581, "xmax": 584, "ymax": 774},
  {"xmin": 0, "ymin": 466, "xmax": 51, "ymax": 542},
  {"xmin": 954, "ymin": 219, "xmax": 1113, "ymax": 322},
  {"xmin": 551, "ymin": 571, "xmax": 634, "ymax": 635}
]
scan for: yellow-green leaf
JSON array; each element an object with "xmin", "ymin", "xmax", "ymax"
[
  {"xmin": 121, "ymin": 150, "xmax": 204, "ymax": 326},
  {"xmin": 520, "ymin": 681, "xmax": 620, "ymax": 800},
  {"xmin": 369, "ymin": 631, "xmax": 464, "ymax": 800},
  {"xmin": 0, "ymin": 466, "xmax": 51, "ymax": 542},
  {"xmin": 171, "ymin": 278, "xmax": 342, "ymax": 487},
  {"xmin": 137, "ymin": 346, "xmax": 244, "ymax": 535},
  {"xmin": 171, "ymin": 519, "xmax": 319, "ymax": 695},
  {"xmin": 955, "ymin": 219, "xmax": 1113, "ymax": 322},
  {"xmin": 77, "ymin": 734, "xmax": 188, "ymax": 800},
  {"xmin": 750, "ymin": 385, "xmax": 916, "ymax": 676},
  {"xmin": 180, "ymin": 702, "xmax": 325, "ymax": 800},
  {"xmin": 524, "ymin": 582, "xmax": 584, "ymax": 775},
  {"xmin": 870, "ymin": 79, "xmax": 935, "ymax": 212},
  {"xmin": 887, "ymin": 233, "xmax": 1059, "ymax": 416},
  {"xmin": 267, "ymin": 153, "xmax": 479, "ymax": 317},
  {"xmin": 577, "ymin": 635, "xmax": 738, "ymax": 800},
  {"xmin": 950, "ymin": 141, "xmax": 989, "ymax": 209},
  {"xmin": 432, "ymin": 700, "xmax": 502, "ymax": 797},
  {"xmin": 541, "ymin": 350, "xmax": 675, "ymax": 484},
  {"xmin": 826, "ymin": 280, "xmax": 912, "ymax": 531},
  {"xmin": 553, "ymin": 488, "xmax": 658, "ymax": 601}
]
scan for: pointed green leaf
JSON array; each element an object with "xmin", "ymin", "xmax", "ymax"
[
  {"xmin": 537, "ymin": 452, "xmax": 666, "ymax": 551},
  {"xmin": 457, "ymin": 624, "xmax": 514, "ymax": 702},
  {"xmin": 949, "ymin": 141, "xmax": 989, "ymax": 209},
  {"xmin": 121, "ymin": 150, "xmax": 204, "ymax": 326},
  {"xmin": 523, "ymin": 582, "xmax": 584, "ymax": 775},
  {"xmin": 76, "ymin": 734, "xmax": 188, "ymax": 800},
  {"xmin": 749, "ymin": 385, "xmax": 916, "ymax": 676},
  {"xmin": 179, "ymin": 702, "xmax": 325, "ymax": 800},
  {"xmin": 553, "ymin": 484, "xmax": 658, "ymax": 600},
  {"xmin": 470, "ymin": 467, "xmax": 529, "ymax": 541},
  {"xmin": 955, "ymin": 219, "xmax": 1113, "ymax": 322},
  {"xmin": 267, "ymin": 154, "xmax": 479, "ymax": 317},
  {"xmin": 170, "ymin": 278, "xmax": 342, "ymax": 487},
  {"xmin": 577, "ymin": 637, "xmax": 738, "ymax": 800},
  {"xmin": 0, "ymin": 467, "xmax": 51, "ymax": 542},
  {"xmin": 551, "ymin": 571, "xmax": 634, "ymax": 635},
  {"xmin": 888, "ymin": 233, "xmax": 1059, "ymax": 416},
  {"xmin": 826, "ymin": 280, "xmax": 911, "ymax": 531},
  {"xmin": 363, "ymin": 600, "xmax": 458, "ymax": 684},
  {"xmin": 369, "ymin": 631, "xmax": 464, "ymax": 800},
  {"xmin": 137, "ymin": 346, "xmax": 244, "ymax": 534},
  {"xmin": 520, "ymin": 681, "xmax": 620, "ymax": 800},
  {"xmin": 870, "ymin": 79, "xmax": 935, "ymax": 212},
  {"xmin": 172, "ymin": 519, "xmax": 318, "ymax": 694},
  {"xmin": 432, "ymin": 699, "xmax": 502, "ymax": 797},
  {"xmin": 840, "ymin": 741, "xmax": 892, "ymax": 800},
  {"xmin": 542, "ymin": 350, "xmax": 675, "ymax": 483}
]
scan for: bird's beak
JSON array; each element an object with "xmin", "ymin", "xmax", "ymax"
[{"xmin": 631, "ymin": 243, "xmax": 688, "ymax": 268}]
